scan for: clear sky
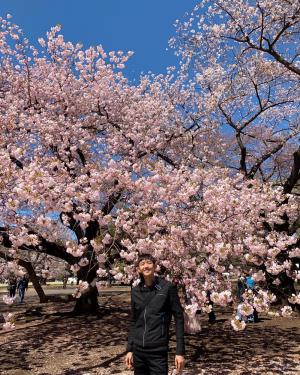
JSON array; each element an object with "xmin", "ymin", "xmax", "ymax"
[{"xmin": 0, "ymin": 0, "xmax": 197, "ymax": 80}]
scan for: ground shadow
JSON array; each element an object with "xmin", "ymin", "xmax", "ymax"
[{"xmin": 0, "ymin": 292, "xmax": 299, "ymax": 374}]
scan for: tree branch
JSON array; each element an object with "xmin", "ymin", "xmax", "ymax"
[{"xmin": 283, "ymin": 145, "xmax": 300, "ymax": 194}]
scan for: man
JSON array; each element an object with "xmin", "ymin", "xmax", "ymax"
[
  {"xmin": 8, "ymin": 276, "xmax": 17, "ymax": 298},
  {"xmin": 17, "ymin": 275, "xmax": 29, "ymax": 303},
  {"xmin": 125, "ymin": 254, "xmax": 185, "ymax": 375},
  {"xmin": 237, "ymin": 275, "xmax": 246, "ymax": 302},
  {"xmin": 245, "ymin": 273, "xmax": 255, "ymax": 290},
  {"xmin": 245, "ymin": 273, "xmax": 259, "ymax": 323}
]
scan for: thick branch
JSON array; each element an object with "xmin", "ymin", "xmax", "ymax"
[
  {"xmin": 266, "ymin": 47, "xmax": 300, "ymax": 76},
  {"xmin": 0, "ymin": 226, "xmax": 76, "ymax": 265},
  {"xmin": 283, "ymin": 146, "xmax": 300, "ymax": 194},
  {"xmin": 236, "ymin": 132, "xmax": 247, "ymax": 174},
  {"xmin": 102, "ymin": 192, "xmax": 122, "ymax": 216},
  {"xmin": 34, "ymin": 236, "xmax": 76, "ymax": 265},
  {"xmin": 247, "ymin": 142, "xmax": 286, "ymax": 179},
  {"xmin": 9, "ymin": 155, "xmax": 23, "ymax": 169},
  {"xmin": 235, "ymin": 34, "xmax": 300, "ymax": 76},
  {"xmin": 156, "ymin": 152, "xmax": 178, "ymax": 168},
  {"xmin": 85, "ymin": 220, "xmax": 100, "ymax": 242}
]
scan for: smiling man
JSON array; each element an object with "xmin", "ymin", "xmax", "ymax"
[{"xmin": 125, "ymin": 254, "xmax": 185, "ymax": 374}]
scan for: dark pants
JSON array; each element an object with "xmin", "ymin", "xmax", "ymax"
[
  {"xmin": 133, "ymin": 350, "xmax": 168, "ymax": 375},
  {"xmin": 208, "ymin": 309, "xmax": 216, "ymax": 323},
  {"xmin": 9, "ymin": 287, "xmax": 16, "ymax": 298},
  {"xmin": 19, "ymin": 288, "xmax": 26, "ymax": 303}
]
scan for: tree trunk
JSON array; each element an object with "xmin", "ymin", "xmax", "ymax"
[
  {"xmin": 73, "ymin": 265, "xmax": 99, "ymax": 315},
  {"xmin": 73, "ymin": 284, "xmax": 99, "ymax": 315},
  {"xmin": 266, "ymin": 271, "xmax": 299, "ymax": 310},
  {"xmin": 20, "ymin": 261, "xmax": 48, "ymax": 303}
]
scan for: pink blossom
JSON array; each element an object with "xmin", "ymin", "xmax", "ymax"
[
  {"xmin": 72, "ymin": 280, "xmax": 89, "ymax": 299},
  {"xmin": 70, "ymin": 264, "xmax": 80, "ymax": 274},
  {"xmin": 3, "ymin": 322, "xmax": 15, "ymax": 330},
  {"xmin": 102, "ymin": 233, "xmax": 112, "ymax": 245},
  {"xmin": 281, "ymin": 306, "xmax": 293, "ymax": 317},
  {"xmin": 96, "ymin": 268, "xmax": 108, "ymax": 278},
  {"xmin": 252, "ymin": 270, "xmax": 265, "ymax": 282},
  {"xmin": 3, "ymin": 295, "xmax": 15, "ymax": 305},
  {"xmin": 184, "ymin": 313, "xmax": 202, "ymax": 334},
  {"xmin": 231, "ymin": 318, "xmax": 246, "ymax": 331},
  {"xmin": 238, "ymin": 303, "xmax": 254, "ymax": 317},
  {"xmin": 288, "ymin": 294, "xmax": 300, "ymax": 305},
  {"xmin": 210, "ymin": 291, "xmax": 232, "ymax": 307},
  {"xmin": 185, "ymin": 303, "xmax": 199, "ymax": 317}
]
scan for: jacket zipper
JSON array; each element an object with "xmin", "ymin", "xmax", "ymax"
[
  {"xmin": 143, "ymin": 307, "xmax": 147, "ymax": 347},
  {"xmin": 161, "ymin": 315, "xmax": 165, "ymax": 337}
]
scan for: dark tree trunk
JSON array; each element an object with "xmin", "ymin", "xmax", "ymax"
[
  {"xmin": 267, "ymin": 274, "xmax": 295, "ymax": 304},
  {"xmin": 73, "ymin": 264, "xmax": 99, "ymax": 315},
  {"xmin": 20, "ymin": 261, "xmax": 48, "ymax": 303},
  {"xmin": 73, "ymin": 284, "xmax": 99, "ymax": 315},
  {"xmin": 265, "ymin": 270, "xmax": 300, "ymax": 311},
  {"xmin": 273, "ymin": 251, "xmax": 300, "ymax": 311}
]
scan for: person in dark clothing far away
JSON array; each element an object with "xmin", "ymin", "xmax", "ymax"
[
  {"xmin": 237, "ymin": 275, "xmax": 246, "ymax": 302},
  {"xmin": 8, "ymin": 276, "xmax": 17, "ymax": 298},
  {"xmin": 125, "ymin": 254, "xmax": 185, "ymax": 375},
  {"xmin": 17, "ymin": 275, "xmax": 29, "ymax": 303}
]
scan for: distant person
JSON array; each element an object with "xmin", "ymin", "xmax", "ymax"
[
  {"xmin": 245, "ymin": 274, "xmax": 255, "ymax": 290},
  {"xmin": 207, "ymin": 290, "xmax": 216, "ymax": 323},
  {"xmin": 62, "ymin": 275, "xmax": 68, "ymax": 289},
  {"xmin": 17, "ymin": 275, "xmax": 29, "ymax": 303},
  {"xmin": 8, "ymin": 276, "xmax": 17, "ymax": 297},
  {"xmin": 125, "ymin": 254, "xmax": 185, "ymax": 375},
  {"xmin": 244, "ymin": 274, "xmax": 259, "ymax": 322},
  {"xmin": 207, "ymin": 267, "xmax": 216, "ymax": 323},
  {"xmin": 237, "ymin": 275, "xmax": 246, "ymax": 302}
]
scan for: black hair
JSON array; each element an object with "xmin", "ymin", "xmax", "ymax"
[{"xmin": 136, "ymin": 253, "xmax": 156, "ymax": 266}]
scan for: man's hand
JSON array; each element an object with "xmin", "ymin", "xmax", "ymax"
[
  {"xmin": 175, "ymin": 355, "xmax": 185, "ymax": 372},
  {"xmin": 125, "ymin": 352, "xmax": 133, "ymax": 369}
]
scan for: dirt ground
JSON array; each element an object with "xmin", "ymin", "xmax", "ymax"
[{"xmin": 0, "ymin": 288, "xmax": 299, "ymax": 375}]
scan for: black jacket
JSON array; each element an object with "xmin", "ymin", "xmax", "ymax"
[
  {"xmin": 127, "ymin": 277, "xmax": 185, "ymax": 355},
  {"xmin": 17, "ymin": 278, "xmax": 28, "ymax": 290}
]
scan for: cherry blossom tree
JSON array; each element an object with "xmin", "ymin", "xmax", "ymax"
[
  {"xmin": 171, "ymin": 0, "xmax": 300, "ymax": 308},
  {"xmin": 0, "ymin": 7, "xmax": 299, "ymax": 330},
  {"xmin": 0, "ymin": 16, "xmax": 199, "ymax": 314},
  {"xmin": 0, "ymin": 217, "xmax": 75, "ymax": 302},
  {"xmin": 171, "ymin": 0, "xmax": 300, "ymax": 183}
]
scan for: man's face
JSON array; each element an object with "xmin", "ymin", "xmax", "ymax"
[{"xmin": 138, "ymin": 259, "xmax": 155, "ymax": 278}]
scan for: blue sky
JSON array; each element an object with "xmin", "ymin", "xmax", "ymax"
[{"xmin": 0, "ymin": 0, "xmax": 196, "ymax": 80}]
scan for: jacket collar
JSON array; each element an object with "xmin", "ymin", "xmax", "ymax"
[{"xmin": 139, "ymin": 276, "xmax": 162, "ymax": 290}]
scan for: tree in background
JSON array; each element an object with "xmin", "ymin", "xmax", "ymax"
[
  {"xmin": 170, "ymin": 0, "xmax": 300, "ymax": 308},
  {"xmin": 171, "ymin": 0, "xmax": 299, "ymax": 182}
]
